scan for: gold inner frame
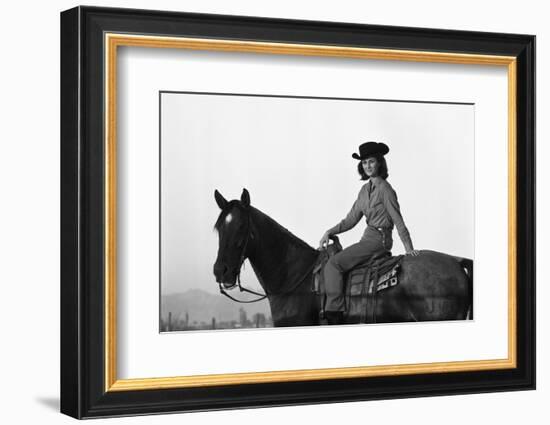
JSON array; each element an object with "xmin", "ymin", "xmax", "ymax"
[{"xmin": 104, "ymin": 33, "xmax": 517, "ymax": 392}]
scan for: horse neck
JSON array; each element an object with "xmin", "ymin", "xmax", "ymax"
[{"xmin": 246, "ymin": 207, "xmax": 318, "ymax": 294}]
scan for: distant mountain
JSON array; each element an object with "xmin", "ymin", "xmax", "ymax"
[{"xmin": 161, "ymin": 288, "xmax": 271, "ymax": 325}]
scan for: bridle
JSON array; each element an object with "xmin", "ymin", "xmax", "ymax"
[
  {"xmin": 218, "ymin": 208, "xmax": 318, "ymax": 304},
  {"xmin": 218, "ymin": 209, "xmax": 267, "ymax": 303}
]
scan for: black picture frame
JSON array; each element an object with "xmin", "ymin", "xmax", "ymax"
[{"xmin": 60, "ymin": 5, "xmax": 535, "ymax": 419}]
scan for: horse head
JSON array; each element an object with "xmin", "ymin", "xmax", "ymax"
[{"xmin": 213, "ymin": 188, "xmax": 252, "ymax": 289}]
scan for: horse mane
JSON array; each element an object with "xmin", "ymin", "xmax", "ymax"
[
  {"xmin": 214, "ymin": 200, "xmax": 315, "ymax": 253},
  {"xmin": 250, "ymin": 206, "xmax": 315, "ymax": 253}
]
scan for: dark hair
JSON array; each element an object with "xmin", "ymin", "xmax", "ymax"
[{"xmin": 357, "ymin": 155, "xmax": 389, "ymax": 180}]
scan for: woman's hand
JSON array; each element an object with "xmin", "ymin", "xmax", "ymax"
[
  {"xmin": 406, "ymin": 249, "xmax": 420, "ymax": 256},
  {"xmin": 318, "ymin": 231, "xmax": 332, "ymax": 250}
]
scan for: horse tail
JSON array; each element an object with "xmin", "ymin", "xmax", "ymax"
[{"xmin": 455, "ymin": 256, "xmax": 473, "ymax": 319}]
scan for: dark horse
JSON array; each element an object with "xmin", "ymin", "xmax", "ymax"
[{"xmin": 213, "ymin": 188, "xmax": 473, "ymax": 327}]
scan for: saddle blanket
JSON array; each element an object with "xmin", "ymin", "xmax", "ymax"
[{"xmin": 344, "ymin": 254, "xmax": 403, "ymax": 324}]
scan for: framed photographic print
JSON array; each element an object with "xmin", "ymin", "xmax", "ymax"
[{"xmin": 60, "ymin": 6, "xmax": 535, "ymax": 419}]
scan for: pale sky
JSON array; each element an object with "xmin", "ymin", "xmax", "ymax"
[{"xmin": 160, "ymin": 92, "xmax": 474, "ymax": 296}]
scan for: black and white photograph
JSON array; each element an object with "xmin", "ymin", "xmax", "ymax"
[{"xmin": 160, "ymin": 92, "xmax": 474, "ymax": 331}]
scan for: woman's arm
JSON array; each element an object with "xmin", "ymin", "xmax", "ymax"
[
  {"xmin": 381, "ymin": 186, "xmax": 415, "ymax": 253},
  {"xmin": 326, "ymin": 190, "xmax": 364, "ymax": 236}
]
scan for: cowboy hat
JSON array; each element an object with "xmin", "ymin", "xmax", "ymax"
[{"xmin": 351, "ymin": 141, "xmax": 389, "ymax": 160}]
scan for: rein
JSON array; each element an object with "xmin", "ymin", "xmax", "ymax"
[{"xmin": 218, "ymin": 210, "xmax": 319, "ymax": 304}]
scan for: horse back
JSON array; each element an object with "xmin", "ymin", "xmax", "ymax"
[
  {"xmin": 343, "ymin": 250, "xmax": 473, "ymax": 324},
  {"xmin": 389, "ymin": 250, "xmax": 472, "ymax": 322},
  {"xmin": 401, "ymin": 250, "xmax": 471, "ymax": 290}
]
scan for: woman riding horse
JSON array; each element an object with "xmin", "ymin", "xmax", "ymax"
[{"xmin": 319, "ymin": 141, "xmax": 419, "ymax": 325}]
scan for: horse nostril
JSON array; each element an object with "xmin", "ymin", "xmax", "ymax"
[{"xmin": 213, "ymin": 263, "xmax": 228, "ymax": 279}]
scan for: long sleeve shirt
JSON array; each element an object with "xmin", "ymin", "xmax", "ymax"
[{"xmin": 327, "ymin": 176, "xmax": 414, "ymax": 252}]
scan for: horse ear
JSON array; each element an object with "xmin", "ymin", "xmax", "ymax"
[
  {"xmin": 214, "ymin": 190, "xmax": 228, "ymax": 210},
  {"xmin": 241, "ymin": 188, "xmax": 250, "ymax": 208}
]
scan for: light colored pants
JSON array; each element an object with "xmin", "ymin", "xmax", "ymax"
[{"xmin": 324, "ymin": 227, "xmax": 392, "ymax": 312}]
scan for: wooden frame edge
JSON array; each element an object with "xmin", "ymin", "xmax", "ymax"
[
  {"xmin": 107, "ymin": 358, "xmax": 516, "ymax": 391},
  {"xmin": 103, "ymin": 33, "xmax": 518, "ymax": 392}
]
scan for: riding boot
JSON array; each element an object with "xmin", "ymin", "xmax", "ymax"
[{"xmin": 325, "ymin": 311, "xmax": 344, "ymax": 325}]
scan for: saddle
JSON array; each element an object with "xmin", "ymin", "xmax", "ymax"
[{"xmin": 312, "ymin": 236, "xmax": 404, "ymax": 324}]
